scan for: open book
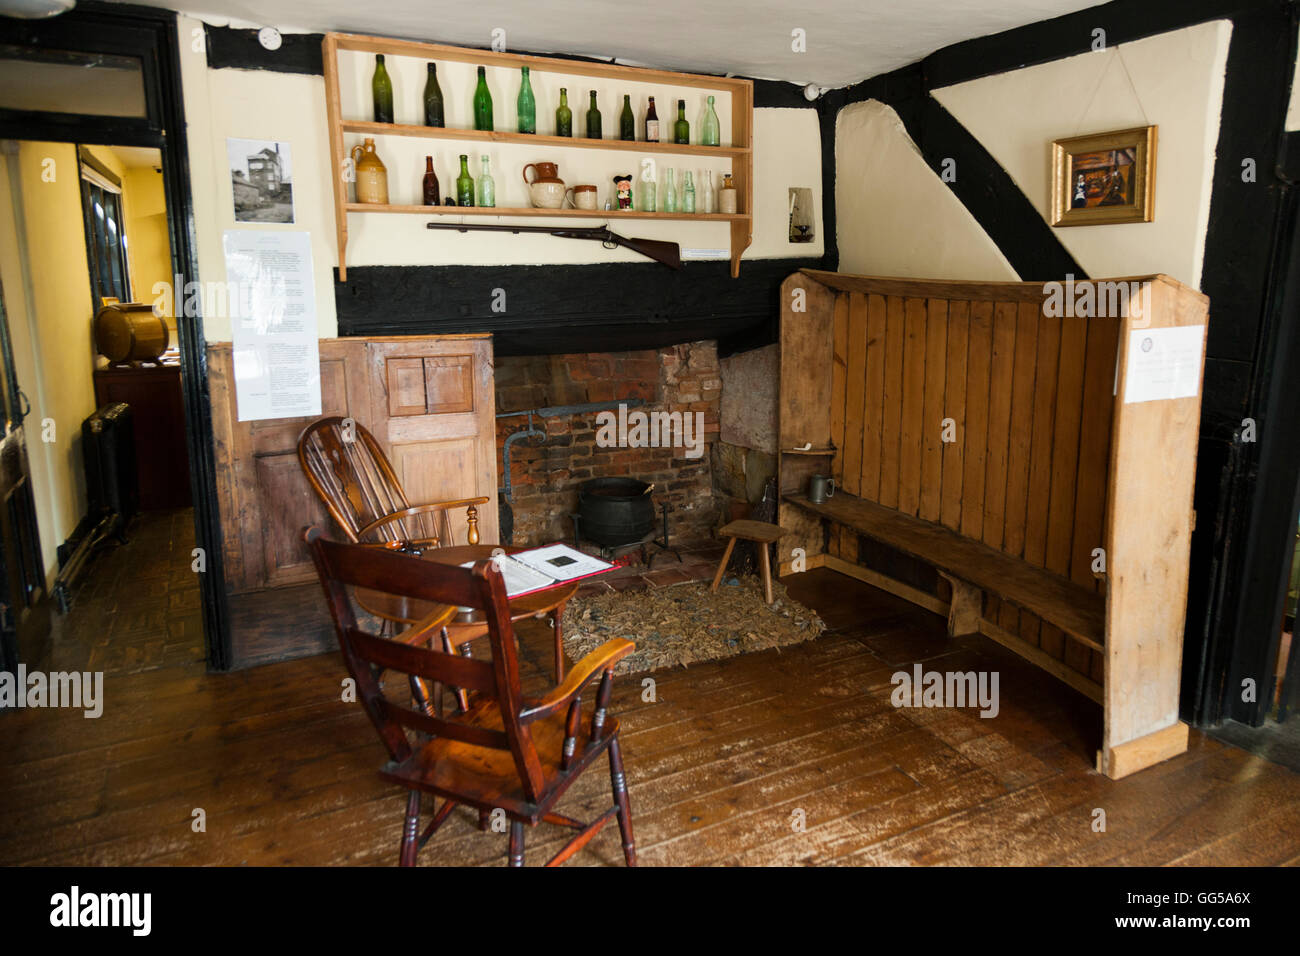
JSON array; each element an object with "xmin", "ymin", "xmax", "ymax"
[{"xmin": 461, "ymin": 543, "xmax": 616, "ymax": 598}]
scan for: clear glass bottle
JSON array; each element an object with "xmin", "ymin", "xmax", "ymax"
[
  {"xmin": 642, "ymin": 168, "xmax": 657, "ymax": 211},
  {"xmin": 682, "ymin": 170, "xmax": 696, "ymax": 213},
  {"xmin": 701, "ymin": 94, "xmax": 720, "ymax": 146},
  {"xmin": 472, "ymin": 66, "xmax": 493, "ymax": 131},
  {"xmin": 516, "ymin": 66, "xmax": 535, "ymax": 134},
  {"xmin": 476, "ymin": 155, "xmax": 495, "ymax": 207},
  {"xmin": 663, "ymin": 167, "xmax": 677, "ymax": 213},
  {"xmin": 701, "ymin": 169, "xmax": 715, "ymax": 213},
  {"xmin": 455, "ymin": 154, "xmax": 475, "ymax": 206}
]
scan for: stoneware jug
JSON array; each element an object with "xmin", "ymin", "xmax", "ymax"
[
  {"xmin": 523, "ymin": 161, "xmax": 565, "ymax": 209},
  {"xmin": 351, "ymin": 138, "xmax": 389, "ymax": 204}
]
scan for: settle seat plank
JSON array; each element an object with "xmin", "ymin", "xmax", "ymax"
[{"xmin": 783, "ymin": 492, "xmax": 1105, "ymax": 650}]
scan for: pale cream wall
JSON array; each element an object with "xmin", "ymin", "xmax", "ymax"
[
  {"xmin": 0, "ymin": 149, "xmax": 61, "ymax": 581},
  {"xmin": 932, "ymin": 20, "xmax": 1232, "ymax": 289},
  {"xmin": 835, "ymin": 99, "xmax": 1018, "ymax": 280},
  {"xmin": 177, "ymin": 16, "xmax": 823, "ymax": 342},
  {"xmin": 121, "ymin": 164, "xmax": 174, "ymax": 337},
  {"xmin": 1288, "ymin": 40, "xmax": 1300, "ymax": 132},
  {"xmin": 0, "ymin": 142, "xmax": 100, "ymax": 578}
]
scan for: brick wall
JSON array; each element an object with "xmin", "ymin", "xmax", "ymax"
[{"xmin": 496, "ymin": 341, "xmax": 722, "ymax": 547}]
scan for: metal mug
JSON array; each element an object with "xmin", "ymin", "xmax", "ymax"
[{"xmin": 809, "ymin": 474, "xmax": 836, "ymax": 504}]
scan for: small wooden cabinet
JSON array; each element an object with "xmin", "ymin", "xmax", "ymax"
[{"xmin": 93, "ymin": 362, "xmax": 192, "ymax": 510}]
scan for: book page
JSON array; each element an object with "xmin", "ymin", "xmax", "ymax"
[
  {"xmin": 511, "ymin": 544, "xmax": 615, "ymax": 582},
  {"xmin": 459, "ymin": 558, "xmax": 555, "ymax": 598}
]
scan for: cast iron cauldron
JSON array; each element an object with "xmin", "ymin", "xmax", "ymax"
[{"xmin": 577, "ymin": 477, "xmax": 655, "ymax": 546}]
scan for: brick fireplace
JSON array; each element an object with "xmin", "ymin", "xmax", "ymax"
[{"xmin": 495, "ymin": 341, "xmax": 723, "ymax": 548}]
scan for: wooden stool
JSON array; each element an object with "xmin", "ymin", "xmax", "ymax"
[{"xmin": 710, "ymin": 519, "xmax": 790, "ymax": 604}]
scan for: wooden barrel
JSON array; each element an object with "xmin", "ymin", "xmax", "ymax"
[{"xmin": 94, "ymin": 303, "xmax": 169, "ymax": 364}]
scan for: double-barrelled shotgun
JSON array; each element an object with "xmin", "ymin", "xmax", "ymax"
[{"xmin": 426, "ymin": 221, "xmax": 681, "ymax": 269}]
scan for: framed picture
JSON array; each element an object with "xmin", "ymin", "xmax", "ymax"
[
  {"xmin": 227, "ymin": 137, "xmax": 295, "ymax": 223},
  {"xmin": 1050, "ymin": 125, "xmax": 1156, "ymax": 227}
]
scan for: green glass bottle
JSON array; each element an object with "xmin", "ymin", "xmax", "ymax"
[
  {"xmin": 619, "ymin": 94, "xmax": 635, "ymax": 141},
  {"xmin": 372, "ymin": 54, "xmax": 394, "ymax": 124},
  {"xmin": 673, "ymin": 99, "xmax": 689, "ymax": 145},
  {"xmin": 455, "ymin": 154, "xmax": 475, "ymax": 206},
  {"xmin": 472, "ymin": 66, "xmax": 493, "ymax": 131},
  {"xmin": 423, "ymin": 63, "xmax": 444, "ymax": 127},
  {"xmin": 701, "ymin": 94, "xmax": 720, "ymax": 146},
  {"xmin": 586, "ymin": 91, "xmax": 602, "ymax": 139},
  {"xmin": 476, "ymin": 155, "xmax": 495, "ymax": 207},
  {"xmin": 556, "ymin": 87, "xmax": 572, "ymax": 137},
  {"xmin": 683, "ymin": 170, "xmax": 696, "ymax": 213},
  {"xmin": 517, "ymin": 66, "xmax": 536, "ymax": 134}
]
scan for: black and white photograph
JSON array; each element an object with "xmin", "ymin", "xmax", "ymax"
[{"xmin": 227, "ymin": 137, "xmax": 295, "ymax": 223}]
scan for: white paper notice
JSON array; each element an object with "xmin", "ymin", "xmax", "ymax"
[
  {"xmin": 222, "ymin": 230, "xmax": 321, "ymax": 422},
  {"xmin": 1123, "ymin": 325, "xmax": 1205, "ymax": 405}
]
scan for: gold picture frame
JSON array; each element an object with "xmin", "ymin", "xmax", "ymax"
[{"xmin": 1050, "ymin": 125, "xmax": 1156, "ymax": 226}]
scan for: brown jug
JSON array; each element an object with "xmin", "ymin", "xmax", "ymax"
[
  {"xmin": 523, "ymin": 162, "xmax": 564, "ymax": 208},
  {"xmin": 351, "ymin": 138, "xmax": 389, "ymax": 204}
]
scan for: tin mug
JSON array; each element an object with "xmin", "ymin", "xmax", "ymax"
[{"xmin": 809, "ymin": 474, "xmax": 836, "ymax": 504}]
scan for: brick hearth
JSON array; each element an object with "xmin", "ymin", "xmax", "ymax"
[{"xmin": 495, "ymin": 341, "xmax": 722, "ymax": 547}]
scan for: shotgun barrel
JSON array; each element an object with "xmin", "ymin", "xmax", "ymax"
[{"xmin": 426, "ymin": 221, "xmax": 681, "ymax": 269}]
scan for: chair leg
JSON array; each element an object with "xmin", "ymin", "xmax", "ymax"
[
  {"xmin": 478, "ymin": 809, "xmax": 490, "ymax": 831},
  {"xmin": 608, "ymin": 737, "xmax": 637, "ymax": 867},
  {"xmin": 399, "ymin": 791, "xmax": 421, "ymax": 867},
  {"xmin": 552, "ymin": 607, "xmax": 566, "ymax": 682},
  {"xmin": 710, "ymin": 536, "xmax": 737, "ymax": 593},
  {"xmin": 758, "ymin": 538, "xmax": 774, "ymax": 604},
  {"xmin": 508, "ymin": 820, "xmax": 526, "ymax": 867}
]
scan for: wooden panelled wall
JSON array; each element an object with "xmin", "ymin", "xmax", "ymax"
[
  {"xmin": 825, "ymin": 290, "xmax": 1118, "ymax": 683},
  {"xmin": 208, "ymin": 334, "xmax": 498, "ymax": 667}
]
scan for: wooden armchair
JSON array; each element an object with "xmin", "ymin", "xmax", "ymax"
[
  {"xmin": 298, "ymin": 416, "xmax": 488, "ymax": 551},
  {"xmin": 306, "ymin": 527, "xmax": 638, "ymax": 867}
]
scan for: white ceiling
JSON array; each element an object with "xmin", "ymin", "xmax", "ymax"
[{"xmin": 109, "ymin": 0, "xmax": 1102, "ymax": 88}]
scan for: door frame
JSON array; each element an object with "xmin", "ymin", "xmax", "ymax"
[{"xmin": 0, "ymin": 1, "xmax": 232, "ymax": 668}]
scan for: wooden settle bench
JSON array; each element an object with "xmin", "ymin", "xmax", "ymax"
[{"xmin": 775, "ymin": 270, "xmax": 1209, "ymax": 779}]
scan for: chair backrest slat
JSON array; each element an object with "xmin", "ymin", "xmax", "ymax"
[
  {"xmin": 306, "ymin": 528, "xmax": 549, "ymax": 803},
  {"xmin": 347, "ymin": 628, "xmax": 496, "ymax": 694}
]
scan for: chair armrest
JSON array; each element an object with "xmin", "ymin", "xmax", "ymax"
[
  {"xmin": 392, "ymin": 604, "xmax": 459, "ymax": 646},
  {"xmin": 520, "ymin": 637, "xmax": 635, "ymax": 723},
  {"xmin": 357, "ymin": 498, "xmax": 491, "ymax": 544}
]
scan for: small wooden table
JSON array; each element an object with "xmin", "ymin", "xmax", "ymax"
[
  {"xmin": 710, "ymin": 520, "xmax": 790, "ymax": 605},
  {"xmin": 355, "ymin": 544, "xmax": 580, "ymax": 680}
]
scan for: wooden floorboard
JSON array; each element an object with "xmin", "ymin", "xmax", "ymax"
[{"xmin": 2, "ymin": 509, "xmax": 1298, "ymax": 866}]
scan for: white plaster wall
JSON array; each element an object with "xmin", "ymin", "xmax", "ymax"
[
  {"xmin": 178, "ymin": 16, "xmax": 823, "ymax": 342},
  {"xmin": 932, "ymin": 20, "xmax": 1232, "ymax": 289},
  {"xmin": 835, "ymin": 99, "xmax": 1018, "ymax": 280},
  {"xmin": 1287, "ymin": 38, "xmax": 1300, "ymax": 131}
]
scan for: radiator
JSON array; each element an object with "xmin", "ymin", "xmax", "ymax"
[
  {"xmin": 82, "ymin": 401, "xmax": 139, "ymax": 524},
  {"xmin": 51, "ymin": 403, "xmax": 138, "ymax": 612}
]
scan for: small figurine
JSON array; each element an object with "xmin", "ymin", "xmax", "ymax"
[{"xmin": 613, "ymin": 174, "xmax": 633, "ymax": 210}]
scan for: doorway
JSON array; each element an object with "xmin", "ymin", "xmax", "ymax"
[{"xmin": 0, "ymin": 4, "xmax": 229, "ymax": 669}]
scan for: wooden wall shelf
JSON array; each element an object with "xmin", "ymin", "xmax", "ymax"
[{"xmin": 323, "ymin": 32, "xmax": 754, "ymax": 280}]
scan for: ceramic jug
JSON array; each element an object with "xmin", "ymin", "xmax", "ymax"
[
  {"xmin": 351, "ymin": 138, "xmax": 389, "ymax": 204},
  {"xmin": 523, "ymin": 161, "xmax": 565, "ymax": 208}
]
